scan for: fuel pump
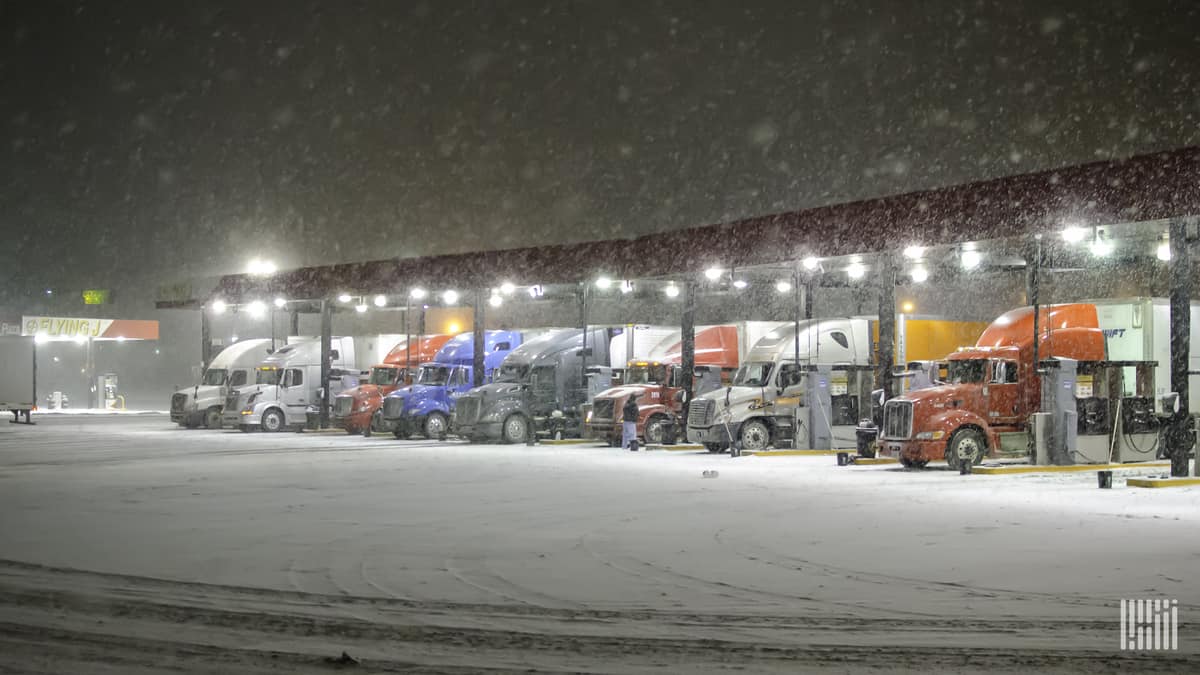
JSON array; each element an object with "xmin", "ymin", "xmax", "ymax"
[
  {"xmin": 1034, "ymin": 359, "xmax": 1158, "ymax": 464},
  {"xmin": 794, "ymin": 365, "xmax": 874, "ymax": 450},
  {"xmin": 97, "ymin": 373, "xmax": 121, "ymax": 410}
]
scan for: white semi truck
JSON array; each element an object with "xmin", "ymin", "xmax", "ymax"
[
  {"xmin": 170, "ymin": 338, "xmax": 274, "ymax": 428},
  {"xmin": 686, "ymin": 318, "xmax": 873, "ymax": 452},
  {"xmin": 223, "ymin": 337, "xmax": 356, "ymax": 432},
  {"xmin": 1093, "ymin": 297, "xmax": 1200, "ymax": 412},
  {"xmin": 0, "ymin": 336, "xmax": 36, "ymax": 424}
]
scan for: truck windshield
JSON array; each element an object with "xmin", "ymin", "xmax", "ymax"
[
  {"xmin": 201, "ymin": 369, "xmax": 227, "ymax": 386},
  {"xmin": 947, "ymin": 359, "xmax": 986, "ymax": 384},
  {"xmin": 256, "ymin": 368, "xmax": 281, "ymax": 385},
  {"xmin": 495, "ymin": 363, "xmax": 529, "ymax": 383},
  {"xmin": 733, "ymin": 362, "xmax": 774, "ymax": 387},
  {"xmin": 369, "ymin": 367, "xmax": 398, "ymax": 386},
  {"xmin": 417, "ymin": 365, "xmax": 450, "ymax": 385},
  {"xmin": 625, "ymin": 365, "xmax": 666, "ymax": 385}
]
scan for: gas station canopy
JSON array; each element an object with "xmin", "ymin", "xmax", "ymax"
[{"xmin": 21, "ymin": 316, "xmax": 159, "ymax": 342}]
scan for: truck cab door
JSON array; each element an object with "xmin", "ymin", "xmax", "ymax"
[
  {"xmin": 775, "ymin": 363, "xmax": 806, "ymax": 406},
  {"xmin": 530, "ymin": 365, "xmax": 557, "ymax": 415},
  {"xmin": 985, "ymin": 359, "xmax": 1020, "ymax": 425},
  {"xmin": 281, "ymin": 368, "xmax": 307, "ymax": 419}
]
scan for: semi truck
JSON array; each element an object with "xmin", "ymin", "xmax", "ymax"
[
  {"xmin": 687, "ymin": 318, "xmax": 874, "ymax": 452},
  {"xmin": 1, "ymin": 336, "xmax": 36, "ymax": 424},
  {"xmin": 879, "ymin": 304, "xmax": 1107, "ymax": 469},
  {"xmin": 333, "ymin": 334, "xmax": 451, "ymax": 435},
  {"xmin": 222, "ymin": 337, "xmax": 356, "ymax": 432},
  {"xmin": 169, "ymin": 338, "xmax": 274, "ymax": 428},
  {"xmin": 452, "ymin": 328, "xmax": 616, "ymax": 443},
  {"xmin": 381, "ymin": 330, "xmax": 523, "ymax": 439},
  {"xmin": 588, "ymin": 325, "xmax": 741, "ymax": 446}
]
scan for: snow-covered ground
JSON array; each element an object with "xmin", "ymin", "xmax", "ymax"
[{"xmin": 1, "ymin": 415, "xmax": 1197, "ymax": 673}]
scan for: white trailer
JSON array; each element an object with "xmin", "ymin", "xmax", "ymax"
[
  {"xmin": 1093, "ymin": 297, "xmax": 1200, "ymax": 413},
  {"xmin": 0, "ymin": 336, "xmax": 36, "ymax": 424}
]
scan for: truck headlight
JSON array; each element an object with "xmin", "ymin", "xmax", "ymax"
[{"xmin": 915, "ymin": 430, "xmax": 945, "ymax": 441}]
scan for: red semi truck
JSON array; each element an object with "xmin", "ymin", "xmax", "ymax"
[
  {"xmin": 588, "ymin": 325, "xmax": 739, "ymax": 445},
  {"xmin": 879, "ymin": 304, "xmax": 1106, "ymax": 469},
  {"xmin": 334, "ymin": 334, "xmax": 450, "ymax": 435}
]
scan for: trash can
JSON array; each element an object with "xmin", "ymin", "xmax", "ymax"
[
  {"xmin": 855, "ymin": 419, "xmax": 878, "ymax": 458},
  {"xmin": 661, "ymin": 418, "xmax": 677, "ymax": 445},
  {"xmin": 305, "ymin": 405, "xmax": 320, "ymax": 431}
]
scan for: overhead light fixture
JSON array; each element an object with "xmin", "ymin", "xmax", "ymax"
[
  {"xmin": 960, "ymin": 249, "xmax": 982, "ymax": 270},
  {"xmin": 499, "ymin": 282, "xmax": 516, "ymax": 295},
  {"xmin": 488, "ymin": 293, "xmax": 503, "ymax": 308},
  {"xmin": 704, "ymin": 267, "xmax": 723, "ymax": 281},
  {"xmin": 247, "ymin": 300, "xmax": 266, "ymax": 318},
  {"xmin": 528, "ymin": 285, "xmax": 544, "ymax": 298},
  {"xmin": 409, "ymin": 287, "xmax": 427, "ymax": 300},
  {"xmin": 847, "ymin": 262, "xmax": 866, "ymax": 279},
  {"xmin": 273, "ymin": 297, "xmax": 287, "ymax": 308},
  {"xmin": 337, "ymin": 293, "xmax": 352, "ymax": 303},
  {"xmin": 901, "ymin": 301, "xmax": 916, "ymax": 313},
  {"xmin": 619, "ymin": 280, "xmax": 634, "ymax": 294},
  {"xmin": 355, "ymin": 303, "xmax": 368, "ymax": 313},
  {"xmin": 595, "ymin": 276, "xmax": 613, "ymax": 290},
  {"xmin": 373, "ymin": 294, "xmax": 387, "ymax": 308},
  {"xmin": 1061, "ymin": 225, "xmax": 1087, "ymax": 244},
  {"xmin": 442, "ymin": 289, "xmax": 459, "ymax": 305},
  {"xmin": 1090, "ymin": 231, "xmax": 1113, "ymax": 257},
  {"xmin": 1157, "ymin": 236, "xmax": 1171, "ymax": 262},
  {"xmin": 211, "ymin": 299, "xmax": 227, "ymax": 314},
  {"xmin": 910, "ymin": 266, "xmax": 929, "ymax": 283},
  {"xmin": 230, "ymin": 334, "xmax": 238, "ymax": 342},
  {"xmin": 116, "ymin": 336, "xmax": 127, "ymax": 343},
  {"xmin": 246, "ymin": 258, "xmax": 277, "ymax": 276},
  {"xmin": 903, "ymin": 245, "xmax": 925, "ymax": 260},
  {"xmin": 732, "ymin": 279, "xmax": 748, "ymax": 289},
  {"xmin": 774, "ymin": 280, "xmax": 792, "ymax": 293},
  {"xmin": 664, "ymin": 283, "xmax": 681, "ymax": 298},
  {"xmin": 802, "ymin": 256, "xmax": 820, "ymax": 271},
  {"xmin": 72, "ymin": 335, "xmax": 86, "ymax": 345}
]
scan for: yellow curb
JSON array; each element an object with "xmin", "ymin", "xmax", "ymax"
[
  {"xmin": 299, "ymin": 427, "xmax": 351, "ymax": 435},
  {"xmin": 1126, "ymin": 477, "xmax": 1200, "ymax": 489},
  {"xmin": 539, "ymin": 438, "xmax": 596, "ymax": 445},
  {"xmin": 971, "ymin": 461, "xmax": 1171, "ymax": 475},
  {"xmin": 852, "ymin": 457, "xmax": 900, "ymax": 465},
  {"xmin": 644, "ymin": 444, "xmax": 706, "ymax": 451},
  {"xmin": 744, "ymin": 449, "xmax": 845, "ymax": 457}
]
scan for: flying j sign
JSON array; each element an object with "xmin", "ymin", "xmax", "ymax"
[{"xmin": 21, "ymin": 316, "xmax": 159, "ymax": 341}]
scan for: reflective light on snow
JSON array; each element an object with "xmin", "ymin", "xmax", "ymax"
[
  {"xmin": 910, "ymin": 266, "xmax": 929, "ymax": 283},
  {"xmin": 373, "ymin": 294, "xmax": 387, "ymax": 307},
  {"xmin": 211, "ymin": 299, "xmax": 227, "ymax": 314},
  {"xmin": 774, "ymin": 280, "xmax": 792, "ymax": 293},
  {"xmin": 704, "ymin": 267, "xmax": 723, "ymax": 280}
]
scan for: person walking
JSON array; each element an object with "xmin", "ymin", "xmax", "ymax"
[{"xmin": 622, "ymin": 392, "xmax": 641, "ymax": 451}]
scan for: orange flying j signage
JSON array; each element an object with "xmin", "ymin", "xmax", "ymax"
[{"xmin": 21, "ymin": 316, "xmax": 159, "ymax": 341}]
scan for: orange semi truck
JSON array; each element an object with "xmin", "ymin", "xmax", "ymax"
[
  {"xmin": 879, "ymin": 304, "xmax": 1106, "ymax": 469},
  {"xmin": 588, "ymin": 325, "xmax": 739, "ymax": 446},
  {"xmin": 333, "ymin": 334, "xmax": 451, "ymax": 435}
]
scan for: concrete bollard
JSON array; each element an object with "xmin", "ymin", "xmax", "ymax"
[{"xmin": 836, "ymin": 452, "xmax": 850, "ymax": 466}]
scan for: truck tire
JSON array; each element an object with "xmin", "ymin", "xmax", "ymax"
[
  {"xmin": 502, "ymin": 414, "xmax": 529, "ymax": 444},
  {"xmin": 739, "ymin": 419, "xmax": 771, "ymax": 452},
  {"xmin": 946, "ymin": 428, "xmax": 986, "ymax": 470},
  {"xmin": 261, "ymin": 408, "xmax": 285, "ymax": 433},
  {"xmin": 205, "ymin": 407, "xmax": 222, "ymax": 430},
  {"xmin": 392, "ymin": 426, "xmax": 409, "ymax": 440},
  {"xmin": 424, "ymin": 412, "xmax": 448, "ymax": 439},
  {"xmin": 644, "ymin": 415, "xmax": 668, "ymax": 444}
]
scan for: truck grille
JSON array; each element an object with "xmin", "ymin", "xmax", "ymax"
[
  {"xmin": 171, "ymin": 393, "xmax": 188, "ymax": 413},
  {"xmin": 455, "ymin": 396, "xmax": 481, "ymax": 425},
  {"xmin": 334, "ymin": 395, "xmax": 353, "ymax": 418},
  {"xmin": 225, "ymin": 393, "xmax": 241, "ymax": 411},
  {"xmin": 591, "ymin": 398, "xmax": 615, "ymax": 422},
  {"xmin": 383, "ymin": 396, "xmax": 404, "ymax": 419},
  {"xmin": 882, "ymin": 400, "xmax": 913, "ymax": 439},
  {"xmin": 688, "ymin": 399, "xmax": 714, "ymax": 427}
]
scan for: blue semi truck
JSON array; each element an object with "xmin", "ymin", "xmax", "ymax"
[{"xmin": 381, "ymin": 330, "xmax": 523, "ymax": 438}]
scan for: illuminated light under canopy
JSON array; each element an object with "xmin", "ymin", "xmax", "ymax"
[{"xmin": 704, "ymin": 267, "xmax": 723, "ymax": 280}]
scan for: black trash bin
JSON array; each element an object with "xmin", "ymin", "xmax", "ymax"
[
  {"xmin": 661, "ymin": 418, "xmax": 677, "ymax": 445},
  {"xmin": 305, "ymin": 406, "xmax": 320, "ymax": 431},
  {"xmin": 855, "ymin": 420, "xmax": 878, "ymax": 458}
]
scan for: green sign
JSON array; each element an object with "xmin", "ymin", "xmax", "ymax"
[{"xmin": 82, "ymin": 289, "xmax": 110, "ymax": 305}]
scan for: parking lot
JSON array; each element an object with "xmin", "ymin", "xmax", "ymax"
[{"xmin": 0, "ymin": 414, "xmax": 1195, "ymax": 672}]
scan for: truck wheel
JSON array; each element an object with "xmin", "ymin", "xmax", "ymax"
[
  {"xmin": 392, "ymin": 425, "xmax": 409, "ymax": 440},
  {"xmin": 644, "ymin": 415, "xmax": 668, "ymax": 444},
  {"xmin": 899, "ymin": 457, "xmax": 928, "ymax": 469},
  {"xmin": 946, "ymin": 428, "xmax": 986, "ymax": 470},
  {"xmin": 502, "ymin": 414, "xmax": 529, "ymax": 444},
  {"xmin": 739, "ymin": 419, "xmax": 771, "ymax": 452},
  {"xmin": 424, "ymin": 412, "xmax": 448, "ymax": 439},
  {"xmin": 205, "ymin": 408, "xmax": 222, "ymax": 430},
  {"xmin": 705, "ymin": 443, "xmax": 725, "ymax": 453},
  {"xmin": 261, "ymin": 408, "xmax": 285, "ymax": 433}
]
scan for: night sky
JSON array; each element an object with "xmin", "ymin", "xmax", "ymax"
[{"xmin": 1, "ymin": 0, "xmax": 1197, "ymax": 306}]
